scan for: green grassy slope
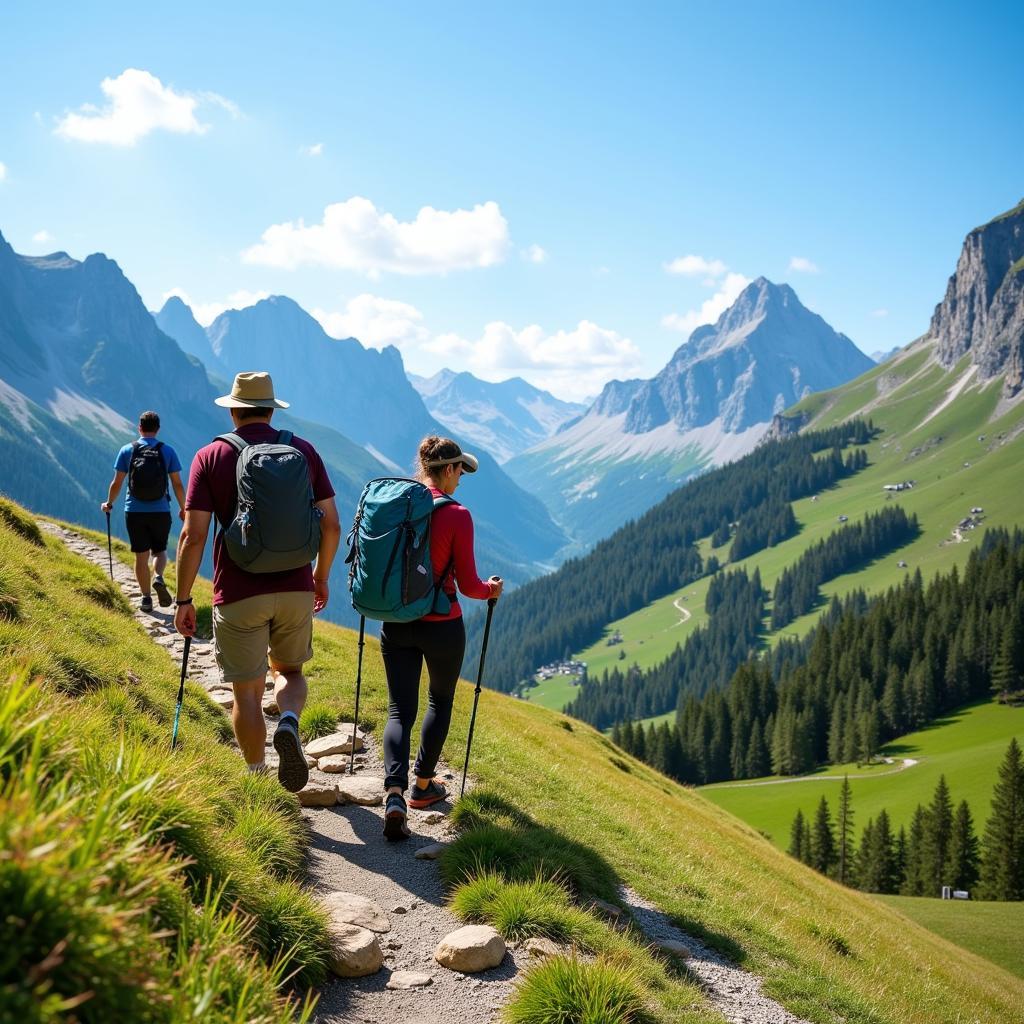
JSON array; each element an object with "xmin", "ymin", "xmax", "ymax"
[
  {"xmin": 15, "ymin": 502, "xmax": 1024, "ymax": 1022},
  {"xmin": 875, "ymin": 896, "xmax": 1024, "ymax": 980},
  {"xmin": 700, "ymin": 699, "xmax": 1024, "ymax": 849},
  {"xmin": 551, "ymin": 343, "xmax": 1024, "ymax": 691}
]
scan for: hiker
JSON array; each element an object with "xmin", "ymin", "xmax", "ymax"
[
  {"xmin": 101, "ymin": 410, "xmax": 186, "ymax": 612},
  {"xmin": 173, "ymin": 372, "xmax": 341, "ymax": 791},
  {"xmin": 380, "ymin": 435, "xmax": 503, "ymax": 840}
]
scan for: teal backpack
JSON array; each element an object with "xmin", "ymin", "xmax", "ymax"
[
  {"xmin": 346, "ymin": 477, "xmax": 454, "ymax": 621},
  {"xmin": 216, "ymin": 430, "xmax": 322, "ymax": 573}
]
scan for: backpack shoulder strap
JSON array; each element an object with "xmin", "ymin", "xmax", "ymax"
[
  {"xmin": 432, "ymin": 493, "xmax": 457, "ymax": 510},
  {"xmin": 276, "ymin": 429, "xmax": 294, "ymax": 446},
  {"xmin": 130, "ymin": 440, "xmax": 144, "ymax": 455},
  {"xmin": 154, "ymin": 441, "xmax": 164, "ymax": 452},
  {"xmin": 215, "ymin": 432, "xmax": 247, "ymax": 453}
]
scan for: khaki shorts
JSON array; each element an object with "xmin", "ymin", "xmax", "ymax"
[{"xmin": 213, "ymin": 591, "xmax": 314, "ymax": 683}]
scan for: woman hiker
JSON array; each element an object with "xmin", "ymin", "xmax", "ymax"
[{"xmin": 381, "ymin": 436, "xmax": 503, "ymax": 841}]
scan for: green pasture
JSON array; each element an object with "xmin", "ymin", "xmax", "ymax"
[
  {"xmin": 700, "ymin": 699, "xmax": 1024, "ymax": 849},
  {"xmin": 876, "ymin": 896, "xmax": 1024, "ymax": 980}
]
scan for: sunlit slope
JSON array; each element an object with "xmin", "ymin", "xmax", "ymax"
[
  {"xmin": 12, "ymin": 501, "xmax": 1024, "ymax": 1022},
  {"xmin": 551, "ymin": 342, "xmax": 1024, "ymax": 687},
  {"xmin": 701, "ymin": 698, "xmax": 1024, "ymax": 849}
]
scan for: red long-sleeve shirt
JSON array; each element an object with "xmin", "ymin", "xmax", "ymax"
[{"xmin": 423, "ymin": 486, "xmax": 494, "ymax": 621}]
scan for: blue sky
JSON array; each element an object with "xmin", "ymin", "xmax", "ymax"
[{"xmin": 1, "ymin": 2, "xmax": 1021, "ymax": 400}]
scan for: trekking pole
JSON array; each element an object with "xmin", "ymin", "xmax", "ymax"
[
  {"xmin": 171, "ymin": 636, "xmax": 191, "ymax": 751},
  {"xmin": 105, "ymin": 510, "xmax": 113, "ymax": 580},
  {"xmin": 461, "ymin": 597, "xmax": 497, "ymax": 797},
  {"xmin": 349, "ymin": 616, "xmax": 366, "ymax": 774}
]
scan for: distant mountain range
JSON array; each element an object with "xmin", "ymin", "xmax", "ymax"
[
  {"xmin": 506, "ymin": 277, "xmax": 874, "ymax": 549},
  {"xmin": 408, "ymin": 368, "xmax": 585, "ymax": 463}
]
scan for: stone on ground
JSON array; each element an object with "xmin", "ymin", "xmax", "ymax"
[
  {"xmin": 336, "ymin": 776, "xmax": 385, "ymax": 806},
  {"xmin": 316, "ymin": 754, "xmax": 354, "ymax": 773},
  {"xmin": 327, "ymin": 923, "xmax": 383, "ymax": 977},
  {"xmin": 434, "ymin": 925, "xmax": 506, "ymax": 973},
  {"xmin": 322, "ymin": 891, "xmax": 391, "ymax": 933},
  {"xmin": 305, "ymin": 726, "xmax": 365, "ymax": 757},
  {"xmin": 418, "ymin": 810, "xmax": 446, "ymax": 825},
  {"xmin": 658, "ymin": 939, "xmax": 692, "ymax": 959},
  {"xmin": 386, "ymin": 971, "xmax": 433, "ymax": 990},
  {"xmin": 208, "ymin": 689, "xmax": 234, "ymax": 710},
  {"xmin": 297, "ymin": 783, "xmax": 338, "ymax": 807},
  {"xmin": 414, "ymin": 842, "xmax": 447, "ymax": 860},
  {"xmin": 524, "ymin": 936, "xmax": 561, "ymax": 958}
]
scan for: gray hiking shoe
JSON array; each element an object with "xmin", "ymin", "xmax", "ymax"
[
  {"xmin": 384, "ymin": 792, "xmax": 411, "ymax": 841},
  {"xmin": 153, "ymin": 575, "xmax": 172, "ymax": 608},
  {"xmin": 272, "ymin": 717, "xmax": 309, "ymax": 793},
  {"xmin": 140, "ymin": 595, "xmax": 154, "ymax": 613}
]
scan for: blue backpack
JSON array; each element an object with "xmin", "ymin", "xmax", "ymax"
[{"xmin": 346, "ymin": 478, "xmax": 455, "ymax": 621}]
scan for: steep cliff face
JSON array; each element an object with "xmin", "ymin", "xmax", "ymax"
[{"xmin": 930, "ymin": 199, "xmax": 1024, "ymax": 395}]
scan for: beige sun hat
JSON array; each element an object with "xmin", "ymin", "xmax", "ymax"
[{"xmin": 214, "ymin": 371, "xmax": 290, "ymax": 409}]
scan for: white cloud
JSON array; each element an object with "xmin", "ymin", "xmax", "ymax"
[
  {"xmin": 0, "ymin": 162, "xmax": 6, "ymax": 182},
  {"xmin": 870, "ymin": 308, "xmax": 889, "ymax": 318},
  {"xmin": 423, "ymin": 320, "xmax": 642, "ymax": 401},
  {"xmin": 664, "ymin": 254, "xmax": 728, "ymax": 278},
  {"xmin": 242, "ymin": 196, "xmax": 510, "ymax": 277},
  {"xmin": 520, "ymin": 244, "xmax": 547, "ymax": 263},
  {"xmin": 788, "ymin": 256, "xmax": 820, "ymax": 274},
  {"xmin": 302, "ymin": 142, "xmax": 324, "ymax": 157},
  {"xmin": 161, "ymin": 287, "xmax": 270, "ymax": 327},
  {"xmin": 662, "ymin": 272, "xmax": 751, "ymax": 337},
  {"xmin": 54, "ymin": 69, "xmax": 236, "ymax": 146},
  {"xmin": 312, "ymin": 294, "xmax": 429, "ymax": 350},
  {"xmin": 32, "ymin": 230, "xmax": 52, "ymax": 244}
]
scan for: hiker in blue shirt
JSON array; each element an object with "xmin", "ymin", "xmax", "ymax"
[{"xmin": 100, "ymin": 410, "xmax": 186, "ymax": 613}]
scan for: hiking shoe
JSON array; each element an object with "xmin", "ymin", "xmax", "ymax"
[
  {"xmin": 153, "ymin": 575, "xmax": 172, "ymax": 608},
  {"xmin": 408, "ymin": 779, "xmax": 448, "ymax": 809},
  {"xmin": 383, "ymin": 792, "xmax": 411, "ymax": 841},
  {"xmin": 272, "ymin": 717, "xmax": 309, "ymax": 793},
  {"xmin": 140, "ymin": 595, "xmax": 154, "ymax": 613}
]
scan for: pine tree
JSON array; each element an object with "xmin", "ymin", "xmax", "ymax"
[
  {"xmin": 979, "ymin": 738, "xmax": 1024, "ymax": 900},
  {"xmin": 867, "ymin": 809, "xmax": 899, "ymax": 894},
  {"xmin": 810, "ymin": 795, "xmax": 836, "ymax": 875},
  {"xmin": 902, "ymin": 805, "xmax": 928, "ymax": 896},
  {"xmin": 947, "ymin": 800, "xmax": 980, "ymax": 892},
  {"xmin": 788, "ymin": 809, "xmax": 807, "ymax": 861},
  {"xmin": 837, "ymin": 776, "xmax": 854, "ymax": 885},
  {"xmin": 894, "ymin": 825, "xmax": 907, "ymax": 890},
  {"xmin": 922, "ymin": 775, "xmax": 954, "ymax": 895},
  {"xmin": 854, "ymin": 817, "xmax": 875, "ymax": 890}
]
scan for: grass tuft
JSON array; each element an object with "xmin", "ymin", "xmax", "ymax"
[
  {"xmin": 0, "ymin": 497, "xmax": 44, "ymax": 546},
  {"xmin": 300, "ymin": 699, "xmax": 338, "ymax": 741}
]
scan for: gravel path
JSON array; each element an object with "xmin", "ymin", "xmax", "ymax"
[
  {"xmin": 43, "ymin": 521, "xmax": 818, "ymax": 1024},
  {"xmin": 40, "ymin": 522, "xmax": 528, "ymax": 1024},
  {"xmin": 619, "ymin": 887, "xmax": 813, "ymax": 1024}
]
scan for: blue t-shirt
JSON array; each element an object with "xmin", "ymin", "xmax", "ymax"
[{"xmin": 114, "ymin": 437, "xmax": 183, "ymax": 513}]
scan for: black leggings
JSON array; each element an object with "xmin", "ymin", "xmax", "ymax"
[{"xmin": 380, "ymin": 616, "xmax": 466, "ymax": 792}]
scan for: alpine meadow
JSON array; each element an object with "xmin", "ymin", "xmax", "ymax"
[{"xmin": 2, "ymin": 6, "xmax": 1024, "ymax": 1024}]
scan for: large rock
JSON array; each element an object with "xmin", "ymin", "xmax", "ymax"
[
  {"xmin": 317, "ymin": 754, "xmax": 355, "ymax": 773},
  {"xmin": 336, "ymin": 776, "xmax": 385, "ymax": 806},
  {"xmin": 414, "ymin": 842, "xmax": 447, "ymax": 860},
  {"xmin": 322, "ymin": 892, "xmax": 391, "ymax": 933},
  {"xmin": 524, "ymin": 936, "xmax": 561, "ymax": 959},
  {"xmin": 327, "ymin": 923, "xmax": 383, "ymax": 977},
  {"xmin": 297, "ymin": 783, "xmax": 338, "ymax": 807},
  {"xmin": 305, "ymin": 726, "xmax": 365, "ymax": 757},
  {"xmin": 434, "ymin": 925, "xmax": 506, "ymax": 973}
]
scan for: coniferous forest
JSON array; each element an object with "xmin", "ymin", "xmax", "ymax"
[
  {"xmin": 465, "ymin": 419, "xmax": 875, "ymax": 691},
  {"xmin": 612, "ymin": 529, "xmax": 1024, "ymax": 786},
  {"xmin": 788, "ymin": 740, "xmax": 1024, "ymax": 902}
]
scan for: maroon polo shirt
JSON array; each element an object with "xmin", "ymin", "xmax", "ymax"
[{"xmin": 185, "ymin": 423, "xmax": 335, "ymax": 605}]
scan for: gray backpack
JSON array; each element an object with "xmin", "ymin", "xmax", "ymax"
[{"xmin": 216, "ymin": 430, "xmax": 322, "ymax": 573}]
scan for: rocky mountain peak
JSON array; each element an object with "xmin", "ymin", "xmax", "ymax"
[{"xmin": 929, "ymin": 199, "xmax": 1024, "ymax": 395}]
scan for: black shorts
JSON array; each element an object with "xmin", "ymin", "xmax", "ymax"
[{"xmin": 125, "ymin": 512, "xmax": 172, "ymax": 554}]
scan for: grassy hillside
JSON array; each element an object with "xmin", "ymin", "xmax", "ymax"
[
  {"xmin": 551, "ymin": 343, "xmax": 1024, "ymax": 692},
  {"xmin": 700, "ymin": 698, "xmax": 1024, "ymax": 850},
  {"xmin": 875, "ymin": 896, "xmax": 1024, "ymax": 980},
  {"xmin": 8, "ymin": 500, "xmax": 1024, "ymax": 1022}
]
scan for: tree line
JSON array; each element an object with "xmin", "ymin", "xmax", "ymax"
[
  {"xmin": 770, "ymin": 505, "xmax": 918, "ymax": 629},
  {"xmin": 612, "ymin": 528, "xmax": 1024, "ymax": 785},
  {"xmin": 789, "ymin": 740, "xmax": 1024, "ymax": 901},
  {"xmin": 465, "ymin": 419, "xmax": 876, "ymax": 692}
]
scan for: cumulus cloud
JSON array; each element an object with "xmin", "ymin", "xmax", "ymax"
[
  {"xmin": 788, "ymin": 256, "xmax": 820, "ymax": 274},
  {"xmin": 664, "ymin": 254, "xmax": 728, "ymax": 279},
  {"xmin": 423, "ymin": 320, "xmax": 642, "ymax": 401},
  {"xmin": 32, "ymin": 230, "xmax": 52, "ymax": 244},
  {"xmin": 520, "ymin": 244, "xmax": 547, "ymax": 263},
  {"xmin": 161, "ymin": 287, "xmax": 270, "ymax": 327},
  {"xmin": 662, "ymin": 271, "xmax": 751, "ymax": 337},
  {"xmin": 55, "ymin": 69, "xmax": 236, "ymax": 146},
  {"xmin": 242, "ymin": 196, "xmax": 510, "ymax": 277},
  {"xmin": 312, "ymin": 294, "xmax": 429, "ymax": 350},
  {"xmin": 302, "ymin": 142, "xmax": 324, "ymax": 157}
]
